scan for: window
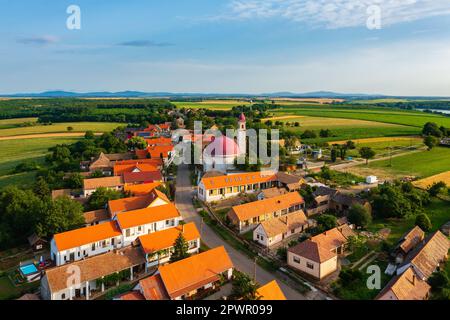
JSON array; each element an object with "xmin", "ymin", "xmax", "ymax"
[
  {"xmin": 61, "ymin": 293, "xmax": 66, "ymax": 300},
  {"xmin": 307, "ymin": 262, "xmax": 314, "ymax": 269},
  {"xmin": 293, "ymin": 256, "xmax": 300, "ymax": 264},
  {"xmin": 91, "ymin": 243, "xmax": 95, "ymax": 251},
  {"xmin": 126, "ymin": 229, "xmax": 131, "ymax": 237}
]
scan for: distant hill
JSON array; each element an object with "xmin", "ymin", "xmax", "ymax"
[{"xmin": 0, "ymin": 90, "xmax": 448, "ymax": 100}]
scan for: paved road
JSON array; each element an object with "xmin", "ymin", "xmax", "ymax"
[{"xmin": 174, "ymin": 164, "xmax": 327, "ymax": 300}]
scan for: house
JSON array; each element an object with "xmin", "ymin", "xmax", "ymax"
[
  {"xmin": 287, "ymin": 225, "xmax": 355, "ymax": 280},
  {"xmin": 115, "ymin": 203, "xmax": 182, "ymax": 247},
  {"xmin": 138, "ymin": 246, "xmax": 234, "ymax": 300},
  {"xmin": 87, "ymin": 152, "xmax": 134, "ymax": 174},
  {"xmin": 276, "ymin": 172, "xmax": 304, "ymax": 191},
  {"xmin": 376, "ymin": 267, "xmax": 431, "ymax": 300},
  {"xmin": 114, "ymin": 163, "xmax": 159, "ymax": 176},
  {"xmin": 124, "ymin": 182, "xmax": 162, "ymax": 196},
  {"xmin": 396, "ymin": 230, "xmax": 449, "ymax": 280},
  {"xmin": 50, "ymin": 221, "xmax": 123, "ymax": 266},
  {"xmin": 115, "ymin": 291, "xmax": 145, "ymax": 301},
  {"xmin": 138, "ymin": 222, "xmax": 200, "ymax": 269},
  {"xmin": 198, "ymin": 171, "xmax": 279, "ymax": 202},
  {"xmin": 83, "ymin": 176, "xmax": 124, "ymax": 197},
  {"xmin": 134, "ymin": 123, "xmax": 172, "ymax": 138},
  {"xmin": 257, "ymin": 187, "xmax": 288, "ymax": 200},
  {"xmin": 256, "ymin": 281, "xmax": 286, "ymax": 300},
  {"xmin": 307, "ymin": 186, "xmax": 371, "ymax": 217},
  {"xmin": 41, "ymin": 247, "xmax": 145, "ymax": 300},
  {"xmin": 27, "ymin": 233, "xmax": 47, "ymax": 252},
  {"xmin": 253, "ymin": 211, "xmax": 309, "ymax": 247},
  {"xmin": 227, "ymin": 192, "xmax": 305, "ymax": 233},
  {"xmin": 83, "ymin": 209, "xmax": 110, "ymax": 226},
  {"xmin": 123, "ymin": 171, "xmax": 164, "ymax": 185},
  {"xmin": 108, "ymin": 189, "xmax": 170, "ymax": 217},
  {"xmin": 392, "ymin": 226, "xmax": 425, "ymax": 263}
]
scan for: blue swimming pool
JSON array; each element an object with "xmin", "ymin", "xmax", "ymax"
[{"xmin": 19, "ymin": 264, "xmax": 38, "ymax": 276}]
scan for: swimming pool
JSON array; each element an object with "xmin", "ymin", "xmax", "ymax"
[{"xmin": 19, "ymin": 264, "xmax": 38, "ymax": 276}]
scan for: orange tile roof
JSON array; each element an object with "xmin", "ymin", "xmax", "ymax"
[
  {"xmin": 53, "ymin": 221, "xmax": 122, "ymax": 251},
  {"xmin": 259, "ymin": 210, "xmax": 308, "ymax": 238},
  {"xmin": 288, "ymin": 240, "xmax": 336, "ymax": 263},
  {"xmin": 147, "ymin": 145, "xmax": 174, "ymax": 159},
  {"xmin": 83, "ymin": 176, "xmax": 123, "ymax": 190},
  {"xmin": 377, "ymin": 267, "xmax": 431, "ymax": 300},
  {"xmin": 139, "ymin": 223, "xmax": 200, "ymax": 254},
  {"xmin": 146, "ymin": 137, "xmax": 173, "ymax": 146},
  {"xmin": 139, "ymin": 274, "xmax": 170, "ymax": 300},
  {"xmin": 83, "ymin": 209, "xmax": 110, "ymax": 225},
  {"xmin": 200, "ymin": 171, "xmax": 277, "ymax": 190},
  {"xmin": 408, "ymin": 230, "xmax": 450, "ymax": 279},
  {"xmin": 116, "ymin": 203, "xmax": 181, "ymax": 229},
  {"xmin": 108, "ymin": 194, "xmax": 154, "ymax": 215},
  {"xmin": 311, "ymin": 226, "xmax": 351, "ymax": 252},
  {"xmin": 158, "ymin": 246, "xmax": 233, "ymax": 299},
  {"xmin": 256, "ymin": 281, "xmax": 286, "ymax": 300},
  {"xmin": 115, "ymin": 158, "xmax": 163, "ymax": 167},
  {"xmin": 125, "ymin": 182, "xmax": 162, "ymax": 196},
  {"xmin": 229, "ymin": 192, "xmax": 304, "ymax": 222},
  {"xmin": 114, "ymin": 163, "xmax": 159, "ymax": 176},
  {"xmin": 399, "ymin": 226, "xmax": 425, "ymax": 254},
  {"xmin": 118, "ymin": 291, "xmax": 145, "ymax": 300}
]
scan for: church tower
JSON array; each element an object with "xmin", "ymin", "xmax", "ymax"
[{"xmin": 237, "ymin": 112, "xmax": 246, "ymax": 156}]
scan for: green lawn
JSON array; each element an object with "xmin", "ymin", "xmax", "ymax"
[
  {"xmin": 368, "ymin": 147, "xmax": 450, "ymax": 179},
  {"xmin": 0, "ymin": 274, "xmax": 40, "ymax": 300},
  {"xmin": 0, "ymin": 121, "xmax": 122, "ymax": 137}
]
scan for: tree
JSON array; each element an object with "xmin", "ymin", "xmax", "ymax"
[
  {"xmin": 415, "ymin": 213, "xmax": 432, "ymax": 232},
  {"xmin": 84, "ymin": 130, "xmax": 95, "ymax": 139},
  {"xmin": 232, "ymin": 271, "xmax": 260, "ymax": 300},
  {"xmin": 87, "ymin": 187, "xmax": 122, "ymax": 210},
  {"xmin": 320, "ymin": 129, "xmax": 332, "ymax": 138},
  {"xmin": 359, "ymin": 147, "xmax": 376, "ymax": 165},
  {"xmin": 428, "ymin": 181, "xmax": 446, "ymax": 197},
  {"xmin": 65, "ymin": 173, "xmax": 84, "ymax": 189},
  {"xmin": 316, "ymin": 214, "xmax": 337, "ymax": 232},
  {"xmin": 127, "ymin": 136, "xmax": 147, "ymax": 151},
  {"xmin": 348, "ymin": 204, "xmax": 372, "ymax": 228},
  {"xmin": 424, "ymin": 135, "xmax": 439, "ymax": 151},
  {"xmin": 33, "ymin": 176, "xmax": 51, "ymax": 199},
  {"xmin": 330, "ymin": 148, "xmax": 337, "ymax": 163},
  {"xmin": 67, "ymin": 126, "xmax": 74, "ymax": 132},
  {"xmin": 346, "ymin": 141, "xmax": 356, "ymax": 150},
  {"xmin": 170, "ymin": 232, "xmax": 190, "ymax": 262},
  {"xmin": 422, "ymin": 122, "xmax": 442, "ymax": 137},
  {"xmin": 36, "ymin": 196, "xmax": 84, "ymax": 238},
  {"xmin": 301, "ymin": 130, "xmax": 317, "ymax": 139}
]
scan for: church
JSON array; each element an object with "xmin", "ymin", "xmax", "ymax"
[{"xmin": 202, "ymin": 113, "xmax": 247, "ymax": 173}]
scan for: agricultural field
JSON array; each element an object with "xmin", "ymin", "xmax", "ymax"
[
  {"xmin": 270, "ymin": 105, "xmax": 450, "ymax": 128},
  {"xmin": 173, "ymin": 100, "xmax": 251, "ymax": 110},
  {"xmin": 0, "ymin": 118, "xmax": 38, "ymax": 130},
  {"xmin": 343, "ymin": 147, "xmax": 450, "ymax": 181},
  {"xmin": 0, "ymin": 137, "xmax": 82, "ymax": 188},
  {"xmin": 268, "ymin": 115, "xmax": 420, "ymax": 143},
  {"xmin": 0, "ymin": 121, "xmax": 122, "ymax": 137},
  {"xmin": 413, "ymin": 171, "xmax": 450, "ymax": 189}
]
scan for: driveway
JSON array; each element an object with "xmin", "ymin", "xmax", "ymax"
[{"xmin": 174, "ymin": 164, "xmax": 328, "ymax": 300}]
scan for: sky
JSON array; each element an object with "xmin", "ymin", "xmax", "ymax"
[{"xmin": 1, "ymin": 0, "xmax": 450, "ymax": 96}]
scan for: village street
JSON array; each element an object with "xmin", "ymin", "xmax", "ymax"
[{"xmin": 174, "ymin": 164, "xmax": 329, "ymax": 300}]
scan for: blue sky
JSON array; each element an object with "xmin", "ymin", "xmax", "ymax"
[{"xmin": 1, "ymin": 0, "xmax": 450, "ymax": 95}]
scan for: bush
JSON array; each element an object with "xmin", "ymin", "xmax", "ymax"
[
  {"xmin": 348, "ymin": 204, "xmax": 372, "ymax": 228},
  {"xmin": 415, "ymin": 213, "xmax": 432, "ymax": 231}
]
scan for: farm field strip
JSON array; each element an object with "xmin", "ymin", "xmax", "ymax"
[
  {"xmin": 330, "ymin": 136, "xmax": 423, "ymax": 145},
  {"xmin": 0, "ymin": 122, "xmax": 122, "ymax": 137},
  {"xmin": 413, "ymin": 171, "xmax": 450, "ymax": 189}
]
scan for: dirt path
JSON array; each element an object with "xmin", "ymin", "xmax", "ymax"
[{"xmin": 0, "ymin": 132, "xmax": 103, "ymax": 141}]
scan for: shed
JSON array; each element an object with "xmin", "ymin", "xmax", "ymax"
[{"xmin": 28, "ymin": 233, "xmax": 48, "ymax": 251}]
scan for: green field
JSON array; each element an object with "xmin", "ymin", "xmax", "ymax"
[
  {"xmin": 345, "ymin": 147, "xmax": 450, "ymax": 181},
  {"xmin": 271, "ymin": 105, "xmax": 450, "ymax": 128},
  {"xmin": 173, "ymin": 100, "xmax": 251, "ymax": 110},
  {"xmin": 0, "ymin": 137, "xmax": 82, "ymax": 188},
  {"xmin": 0, "ymin": 118, "xmax": 38, "ymax": 130},
  {"xmin": 0, "ymin": 121, "xmax": 122, "ymax": 137}
]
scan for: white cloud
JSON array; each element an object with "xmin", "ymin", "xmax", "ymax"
[{"xmin": 223, "ymin": 0, "xmax": 450, "ymax": 28}]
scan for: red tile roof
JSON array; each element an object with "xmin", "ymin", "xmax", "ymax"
[{"xmin": 123, "ymin": 171, "xmax": 163, "ymax": 184}]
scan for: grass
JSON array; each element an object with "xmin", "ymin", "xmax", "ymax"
[
  {"xmin": 173, "ymin": 100, "xmax": 251, "ymax": 110},
  {"xmin": 0, "ymin": 118, "xmax": 38, "ymax": 130},
  {"xmin": 367, "ymin": 147, "xmax": 450, "ymax": 179},
  {"xmin": 271, "ymin": 105, "xmax": 450, "ymax": 128},
  {"xmin": 0, "ymin": 121, "xmax": 122, "ymax": 137},
  {"xmin": 0, "ymin": 274, "xmax": 40, "ymax": 300},
  {"xmin": 368, "ymin": 198, "xmax": 450, "ymax": 245},
  {"xmin": 0, "ymin": 136, "xmax": 82, "ymax": 188}
]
